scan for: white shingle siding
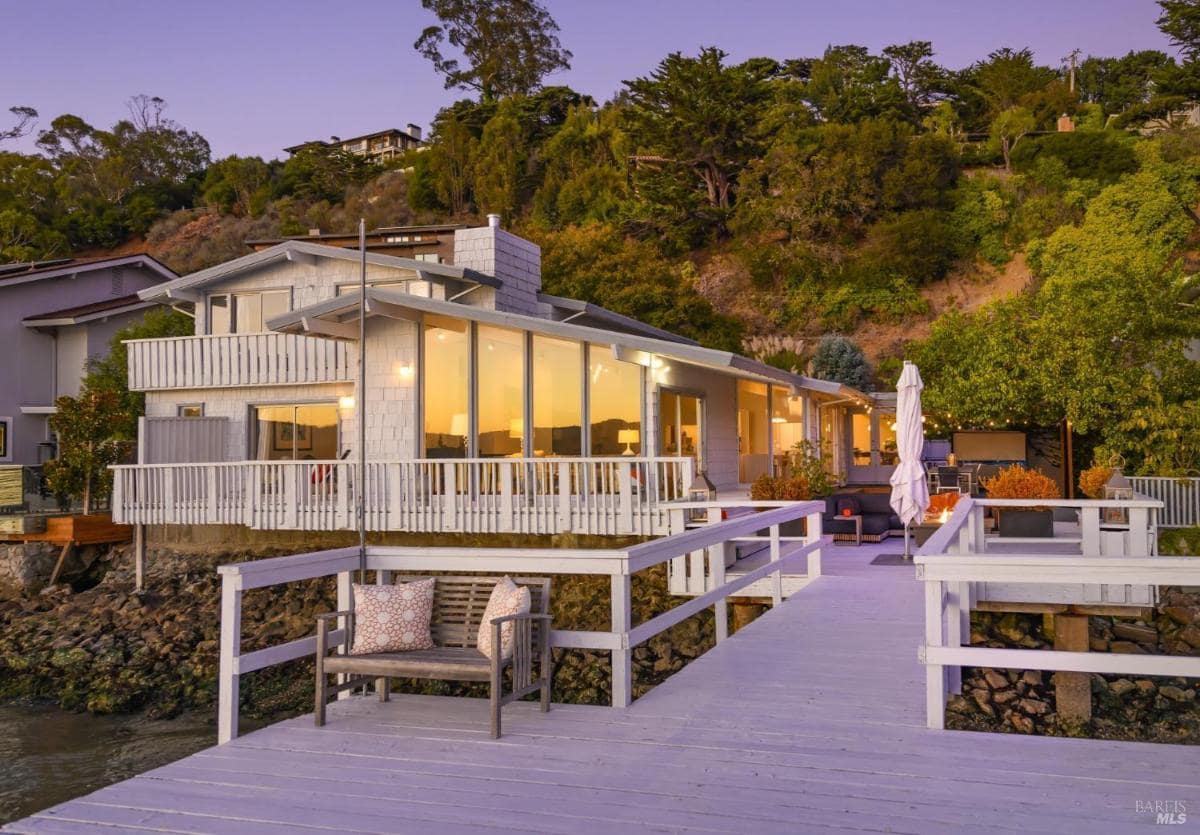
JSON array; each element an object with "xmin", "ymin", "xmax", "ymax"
[{"xmin": 453, "ymin": 226, "xmax": 541, "ymax": 316}]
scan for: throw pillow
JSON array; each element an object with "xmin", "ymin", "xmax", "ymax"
[
  {"xmin": 350, "ymin": 578, "xmax": 435, "ymax": 655},
  {"xmin": 477, "ymin": 577, "xmax": 531, "ymax": 661}
]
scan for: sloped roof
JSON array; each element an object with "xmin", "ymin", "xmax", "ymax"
[
  {"xmin": 0, "ymin": 254, "xmax": 176, "ymax": 289},
  {"xmin": 22, "ymin": 293, "xmax": 155, "ymax": 327},
  {"xmin": 269, "ymin": 286, "xmax": 873, "ymax": 401},
  {"xmin": 138, "ymin": 240, "xmax": 497, "ymax": 304}
]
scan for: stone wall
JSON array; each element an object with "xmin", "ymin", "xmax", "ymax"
[{"xmin": 947, "ymin": 592, "xmax": 1200, "ymax": 742}]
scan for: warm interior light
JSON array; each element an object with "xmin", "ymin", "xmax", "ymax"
[
  {"xmin": 618, "ymin": 428, "xmax": 639, "ymax": 455},
  {"xmin": 397, "ymin": 363, "xmax": 413, "ymax": 379},
  {"xmin": 338, "ymin": 395, "xmax": 355, "ymax": 410},
  {"xmin": 509, "ymin": 418, "xmax": 524, "ymax": 439}
]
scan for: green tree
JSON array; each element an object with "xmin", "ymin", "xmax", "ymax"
[
  {"xmin": 1158, "ymin": 0, "xmax": 1200, "ymax": 59},
  {"xmin": 990, "ymin": 106, "xmax": 1036, "ymax": 171},
  {"xmin": 202, "ymin": 155, "xmax": 271, "ymax": 216},
  {"xmin": 44, "ymin": 389, "xmax": 133, "ymax": 515},
  {"xmin": 414, "ymin": 0, "xmax": 572, "ymax": 101},
  {"xmin": 530, "ymin": 105, "xmax": 628, "ymax": 228},
  {"xmin": 472, "ymin": 99, "xmax": 526, "ymax": 219},
  {"xmin": 276, "ymin": 144, "xmax": 371, "ymax": 202},
  {"xmin": 427, "ymin": 112, "xmax": 477, "ymax": 215},
  {"xmin": 623, "ymin": 47, "xmax": 774, "ymax": 237},
  {"xmin": 0, "ymin": 106, "xmax": 37, "ymax": 144},
  {"xmin": 805, "ymin": 45, "xmax": 911, "ymax": 123},
  {"xmin": 810, "ymin": 334, "xmax": 872, "ymax": 390},
  {"xmin": 883, "ymin": 41, "xmax": 946, "ymax": 111}
]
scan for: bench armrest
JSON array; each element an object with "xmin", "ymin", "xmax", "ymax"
[
  {"xmin": 488, "ymin": 612, "xmax": 552, "ymax": 626},
  {"xmin": 315, "ymin": 610, "xmax": 354, "ymax": 622}
]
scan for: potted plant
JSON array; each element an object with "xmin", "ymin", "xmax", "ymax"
[
  {"xmin": 1078, "ymin": 463, "xmax": 1114, "ymax": 500},
  {"xmin": 749, "ymin": 441, "xmax": 837, "ymax": 537},
  {"xmin": 980, "ymin": 465, "xmax": 1061, "ymax": 538}
]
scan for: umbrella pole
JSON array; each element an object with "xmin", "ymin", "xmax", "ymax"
[{"xmin": 903, "ymin": 521, "xmax": 912, "ymax": 561}]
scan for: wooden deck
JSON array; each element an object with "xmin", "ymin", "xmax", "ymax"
[{"xmin": 6, "ymin": 540, "xmax": 1198, "ymax": 833}]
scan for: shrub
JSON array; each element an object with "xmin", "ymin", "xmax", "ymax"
[
  {"xmin": 981, "ymin": 465, "xmax": 1061, "ymax": 500},
  {"xmin": 1078, "ymin": 465, "xmax": 1114, "ymax": 500},
  {"xmin": 749, "ymin": 474, "xmax": 812, "ymax": 501},
  {"xmin": 1160, "ymin": 527, "xmax": 1200, "ymax": 556}
]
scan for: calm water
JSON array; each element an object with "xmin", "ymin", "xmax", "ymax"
[{"xmin": 0, "ymin": 703, "xmax": 214, "ymax": 824}]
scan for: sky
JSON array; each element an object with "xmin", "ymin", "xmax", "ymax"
[{"xmin": 0, "ymin": 0, "xmax": 1178, "ymax": 161}]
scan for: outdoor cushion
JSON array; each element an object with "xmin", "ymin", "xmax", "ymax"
[
  {"xmin": 477, "ymin": 577, "xmax": 531, "ymax": 661},
  {"xmin": 856, "ymin": 493, "xmax": 894, "ymax": 515},
  {"xmin": 350, "ymin": 579, "xmax": 435, "ymax": 655}
]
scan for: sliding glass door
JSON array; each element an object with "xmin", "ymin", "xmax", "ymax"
[{"xmin": 658, "ymin": 390, "xmax": 704, "ymax": 470}]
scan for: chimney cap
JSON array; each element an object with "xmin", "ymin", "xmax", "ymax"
[{"xmin": 486, "ymin": 213, "xmax": 501, "ymax": 229}]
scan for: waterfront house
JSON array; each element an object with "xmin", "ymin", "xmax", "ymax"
[
  {"xmin": 113, "ymin": 218, "xmax": 884, "ymax": 539},
  {"xmin": 0, "ymin": 255, "xmax": 176, "ymax": 466}
]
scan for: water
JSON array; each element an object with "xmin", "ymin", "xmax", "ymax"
[{"xmin": 0, "ymin": 703, "xmax": 214, "ymax": 824}]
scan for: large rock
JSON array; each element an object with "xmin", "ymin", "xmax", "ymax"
[{"xmin": 0, "ymin": 542, "xmax": 59, "ymax": 596}]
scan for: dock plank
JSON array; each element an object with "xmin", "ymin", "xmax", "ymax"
[{"xmin": 4, "ymin": 541, "xmax": 1195, "ymax": 833}]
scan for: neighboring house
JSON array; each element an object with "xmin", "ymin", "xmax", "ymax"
[
  {"xmin": 114, "ymin": 219, "xmax": 881, "ymax": 538},
  {"xmin": 246, "ymin": 223, "xmax": 461, "ymax": 265},
  {"xmin": 284, "ymin": 126, "xmax": 424, "ymax": 164},
  {"xmin": 0, "ymin": 255, "xmax": 177, "ymax": 465}
]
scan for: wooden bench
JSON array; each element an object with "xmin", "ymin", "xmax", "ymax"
[{"xmin": 315, "ymin": 575, "xmax": 552, "ymax": 738}]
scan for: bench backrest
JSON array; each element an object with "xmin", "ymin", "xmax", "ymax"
[{"xmin": 389, "ymin": 575, "xmax": 551, "ymax": 649}]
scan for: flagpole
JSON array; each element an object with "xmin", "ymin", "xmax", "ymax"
[{"xmin": 357, "ymin": 218, "xmax": 367, "ymax": 581}]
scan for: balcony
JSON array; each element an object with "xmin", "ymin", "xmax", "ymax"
[
  {"xmin": 126, "ymin": 333, "xmax": 353, "ymax": 391},
  {"xmin": 111, "ymin": 456, "xmax": 695, "ymax": 537}
]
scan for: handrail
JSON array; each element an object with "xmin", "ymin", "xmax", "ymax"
[
  {"xmin": 916, "ymin": 552, "xmax": 1200, "ymax": 730},
  {"xmin": 213, "ymin": 500, "xmax": 826, "ymax": 744},
  {"xmin": 114, "ymin": 456, "xmax": 684, "ymax": 470}
]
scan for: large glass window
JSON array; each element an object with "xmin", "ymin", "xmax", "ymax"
[
  {"xmin": 850, "ymin": 411, "xmax": 872, "ymax": 466},
  {"xmin": 532, "ymin": 335, "xmax": 581, "ymax": 456},
  {"xmin": 879, "ymin": 414, "xmax": 898, "ymax": 466},
  {"xmin": 252, "ymin": 404, "xmax": 338, "ymax": 460},
  {"xmin": 476, "ymin": 325, "xmax": 525, "ymax": 457},
  {"xmin": 771, "ymin": 391, "xmax": 805, "ymax": 472},
  {"xmin": 737, "ymin": 380, "xmax": 769, "ymax": 482},
  {"xmin": 589, "ymin": 346, "xmax": 642, "ymax": 456},
  {"xmin": 210, "ymin": 290, "xmax": 289, "ymax": 334},
  {"xmin": 423, "ymin": 318, "xmax": 469, "ymax": 458},
  {"xmin": 659, "ymin": 390, "xmax": 704, "ymax": 468},
  {"xmin": 0, "ymin": 417, "xmax": 9, "ymax": 461}
]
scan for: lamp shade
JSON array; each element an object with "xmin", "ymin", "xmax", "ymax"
[{"xmin": 617, "ymin": 429, "xmax": 639, "ymax": 445}]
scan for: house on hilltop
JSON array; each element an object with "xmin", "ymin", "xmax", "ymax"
[{"xmin": 284, "ymin": 125, "xmax": 424, "ymax": 165}]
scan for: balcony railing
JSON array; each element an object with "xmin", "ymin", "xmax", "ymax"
[
  {"xmin": 112, "ymin": 456, "xmax": 695, "ymax": 537},
  {"xmin": 126, "ymin": 333, "xmax": 353, "ymax": 391}
]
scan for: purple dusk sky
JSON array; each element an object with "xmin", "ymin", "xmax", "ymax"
[{"xmin": 1, "ymin": 0, "xmax": 1176, "ymax": 160}]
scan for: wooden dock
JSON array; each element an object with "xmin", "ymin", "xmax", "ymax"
[{"xmin": 5, "ymin": 541, "xmax": 1198, "ymax": 833}]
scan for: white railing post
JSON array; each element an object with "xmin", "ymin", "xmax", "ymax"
[
  {"xmin": 611, "ymin": 570, "xmax": 632, "ymax": 708},
  {"xmin": 710, "ymin": 546, "xmax": 728, "ymax": 642},
  {"xmin": 556, "ymin": 460, "xmax": 571, "ymax": 532},
  {"xmin": 618, "ymin": 462, "xmax": 634, "ymax": 534},
  {"xmin": 337, "ymin": 569, "xmax": 354, "ymax": 699},
  {"xmin": 769, "ymin": 523, "xmax": 783, "ymax": 605},
  {"xmin": 923, "ymin": 575, "xmax": 946, "ymax": 730},
  {"xmin": 217, "ymin": 573, "xmax": 242, "ymax": 744},
  {"xmin": 805, "ymin": 511, "xmax": 823, "ymax": 578},
  {"xmin": 442, "ymin": 463, "xmax": 457, "ymax": 530}
]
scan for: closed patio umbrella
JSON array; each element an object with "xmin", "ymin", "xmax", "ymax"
[{"xmin": 889, "ymin": 361, "xmax": 930, "ymax": 561}]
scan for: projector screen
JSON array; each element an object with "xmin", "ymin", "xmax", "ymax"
[{"xmin": 952, "ymin": 431, "xmax": 1026, "ymax": 463}]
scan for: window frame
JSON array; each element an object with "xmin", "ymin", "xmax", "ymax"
[
  {"xmin": 177, "ymin": 404, "xmax": 205, "ymax": 418},
  {"xmin": 208, "ymin": 289, "xmax": 293, "ymax": 335},
  {"xmin": 0, "ymin": 416, "xmax": 11, "ymax": 462},
  {"xmin": 247, "ymin": 401, "xmax": 341, "ymax": 460}
]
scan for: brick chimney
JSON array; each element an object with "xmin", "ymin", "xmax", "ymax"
[
  {"xmin": 1057, "ymin": 113, "xmax": 1075, "ymax": 133},
  {"xmin": 453, "ymin": 216, "xmax": 541, "ymax": 315}
]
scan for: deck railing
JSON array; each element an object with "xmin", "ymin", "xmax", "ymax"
[
  {"xmin": 215, "ymin": 500, "xmax": 829, "ymax": 743},
  {"xmin": 916, "ymin": 553, "xmax": 1200, "ymax": 730},
  {"xmin": 917, "ymin": 495, "xmax": 1163, "ymax": 606},
  {"xmin": 126, "ymin": 332, "xmax": 353, "ymax": 390},
  {"xmin": 1129, "ymin": 476, "xmax": 1200, "ymax": 528},
  {"xmin": 112, "ymin": 456, "xmax": 695, "ymax": 536}
]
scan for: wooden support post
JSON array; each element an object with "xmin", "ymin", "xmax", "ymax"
[
  {"xmin": 134, "ymin": 524, "xmax": 145, "ymax": 592},
  {"xmin": 805, "ymin": 513, "xmax": 822, "ymax": 578},
  {"xmin": 48, "ymin": 542, "xmax": 73, "ymax": 587},
  {"xmin": 1053, "ymin": 613, "xmax": 1091, "ymax": 724},
  {"xmin": 217, "ymin": 573, "xmax": 242, "ymax": 744},
  {"xmin": 611, "ymin": 571, "xmax": 632, "ymax": 708}
]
